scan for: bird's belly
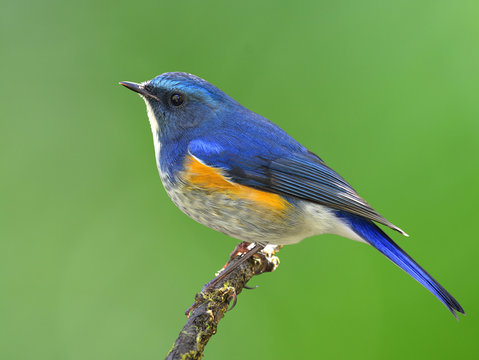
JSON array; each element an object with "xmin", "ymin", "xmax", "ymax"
[{"xmin": 160, "ymin": 175, "xmax": 311, "ymax": 244}]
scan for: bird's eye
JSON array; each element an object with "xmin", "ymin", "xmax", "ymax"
[{"xmin": 170, "ymin": 93, "xmax": 185, "ymax": 107}]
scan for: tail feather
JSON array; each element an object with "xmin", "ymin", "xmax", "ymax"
[{"xmin": 338, "ymin": 212, "xmax": 464, "ymax": 319}]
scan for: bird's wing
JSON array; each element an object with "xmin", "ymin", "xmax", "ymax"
[{"xmin": 188, "ymin": 138, "xmax": 407, "ymax": 236}]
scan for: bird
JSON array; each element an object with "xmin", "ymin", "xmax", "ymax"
[{"xmin": 120, "ymin": 72, "xmax": 464, "ymax": 319}]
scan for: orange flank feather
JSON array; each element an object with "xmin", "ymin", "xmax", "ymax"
[{"xmin": 183, "ymin": 155, "xmax": 289, "ymax": 211}]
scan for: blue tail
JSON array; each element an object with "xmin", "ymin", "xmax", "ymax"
[{"xmin": 337, "ymin": 212, "xmax": 464, "ymax": 319}]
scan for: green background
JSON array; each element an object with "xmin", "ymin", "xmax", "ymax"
[{"xmin": 2, "ymin": 1, "xmax": 478, "ymax": 359}]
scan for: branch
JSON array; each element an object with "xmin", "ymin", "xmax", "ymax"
[{"xmin": 165, "ymin": 243, "xmax": 281, "ymax": 360}]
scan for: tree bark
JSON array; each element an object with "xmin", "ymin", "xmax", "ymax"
[{"xmin": 165, "ymin": 243, "xmax": 281, "ymax": 360}]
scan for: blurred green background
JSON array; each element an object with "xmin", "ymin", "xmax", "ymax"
[{"xmin": 1, "ymin": 0, "xmax": 478, "ymax": 359}]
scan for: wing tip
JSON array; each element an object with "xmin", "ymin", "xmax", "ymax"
[{"xmin": 391, "ymin": 225, "xmax": 409, "ymax": 237}]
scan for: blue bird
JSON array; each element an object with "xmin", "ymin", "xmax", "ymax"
[{"xmin": 120, "ymin": 72, "xmax": 464, "ymax": 318}]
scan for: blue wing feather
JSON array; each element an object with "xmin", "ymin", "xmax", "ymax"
[{"xmin": 188, "ymin": 138, "xmax": 406, "ymax": 235}]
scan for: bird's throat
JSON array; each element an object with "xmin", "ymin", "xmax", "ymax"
[{"xmin": 144, "ymin": 99, "xmax": 161, "ymax": 165}]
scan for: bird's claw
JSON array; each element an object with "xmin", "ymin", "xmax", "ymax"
[
  {"xmin": 184, "ymin": 293, "xmax": 204, "ymax": 318},
  {"xmin": 227, "ymin": 289, "xmax": 238, "ymax": 311}
]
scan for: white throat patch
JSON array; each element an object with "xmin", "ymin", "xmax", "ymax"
[{"xmin": 144, "ymin": 99, "xmax": 161, "ymax": 166}]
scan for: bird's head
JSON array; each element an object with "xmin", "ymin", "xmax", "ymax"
[{"xmin": 120, "ymin": 72, "xmax": 236, "ymax": 142}]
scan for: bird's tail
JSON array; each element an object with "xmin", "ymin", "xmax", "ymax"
[{"xmin": 339, "ymin": 213, "xmax": 464, "ymax": 319}]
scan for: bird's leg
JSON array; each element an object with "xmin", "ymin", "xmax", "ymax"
[
  {"xmin": 203, "ymin": 242, "xmax": 265, "ymax": 291},
  {"xmin": 225, "ymin": 241, "xmax": 254, "ymax": 268},
  {"xmin": 226, "ymin": 242, "xmax": 260, "ymax": 289},
  {"xmin": 184, "ymin": 242, "xmax": 265, "ymax": 317},
  {"xmin": 184, "ymin": 242, "xmax": 280, "ymax": 317}
]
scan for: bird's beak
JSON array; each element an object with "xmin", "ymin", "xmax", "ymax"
[{"xmin": 119, "ymin": 81, "xmax": 152, "ymax": 97}]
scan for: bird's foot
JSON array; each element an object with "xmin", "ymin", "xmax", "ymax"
[{"xmin": 184, "ymin": 242, "xmax": 281, "ymax": 317}]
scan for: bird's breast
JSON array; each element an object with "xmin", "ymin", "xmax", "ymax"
[{"xmin": 158, "ymin": 155, "xmax": 310, "ymax": 244}]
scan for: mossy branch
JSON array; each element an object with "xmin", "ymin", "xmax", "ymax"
[{"xmin": 165, "ymin": 243, "xmax": 281, "ymax": 360}]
